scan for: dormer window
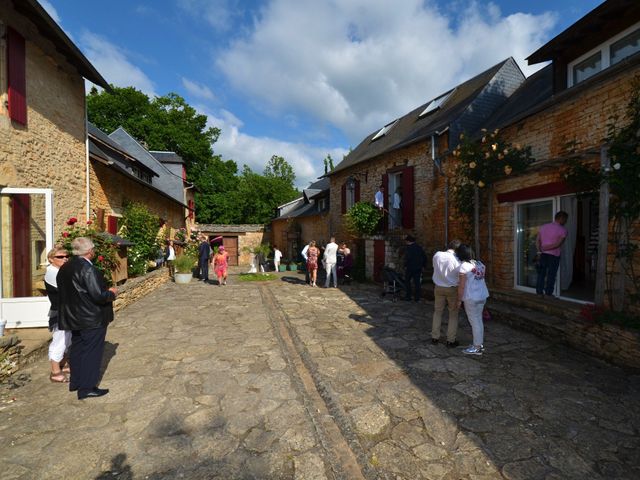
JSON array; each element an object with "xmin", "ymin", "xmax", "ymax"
[
  {"xmin": 371, "ymin": 119, "xmax": 399, "ymax": 141},
  {"xmin": 568, "ymin": 21, "xmax": 640, "ymax": 87},
  {"xmin": 419, "ymin": 89, "xmax": 454, "ymax": 117}
]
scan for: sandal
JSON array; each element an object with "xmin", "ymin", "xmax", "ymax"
[
  {"xmin": 49, "ymin": 372, "xmax": 69, "ymax": 383},
  {"xmin": 62, "ymin": 366, "xmax": 71, "ymax": 374}
]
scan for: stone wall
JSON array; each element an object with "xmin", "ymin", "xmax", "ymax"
[
  {"xmin": 113, "ymin": 267, "xmax": 170, "ymax": 313},
  {"xmin": 90, "ymin": 161, "xmax": 185, "ymax": 230},
  {"xmin": 238, "ymin": 231, "xmax": 266, "ymax": 266},
  {"xmin": 565, "ymin": 320, "xmax": 640, "ymax": 369}
]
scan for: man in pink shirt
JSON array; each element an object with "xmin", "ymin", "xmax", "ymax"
[{"xmin": 535, "ymin": 211, "xmax": 569, "ymax": 296}]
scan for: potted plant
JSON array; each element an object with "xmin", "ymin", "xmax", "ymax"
[
  {"xmin": 174, "ymin": 254, "xmax": 196, "ymax": 284},
  {"xmin": 278, "ymin": 260, "xmax": 288, "ymax": 272}
]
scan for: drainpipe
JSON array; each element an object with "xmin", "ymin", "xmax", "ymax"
[
  {"xmin": 432, "ymin": 134, "xmax": 449, "ymax": 246},
  {"xmin": 85, "ymin": 97, "xmax": 90, "ymax": 221}
]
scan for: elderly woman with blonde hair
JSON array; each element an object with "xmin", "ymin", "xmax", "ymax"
[{"xmin": 44, "ymin": 245, "xmax": 71, "ymax": 382}]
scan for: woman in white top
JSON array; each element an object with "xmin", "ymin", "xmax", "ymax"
[
  {"xmin": 273, "ymin": 246, "xmax": 282, "ymax": 272},
  {"xmin": 44, "ymin": 246, "xmax": 71, "ymax": 382},
  {"xmin": 455, "ymin": 244, "xmax": 489, "ymax": 355}
]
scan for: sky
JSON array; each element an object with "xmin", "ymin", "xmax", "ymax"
[{"xmin": 43, "ymin": 0, "xmax": 604, "ymax": 188}]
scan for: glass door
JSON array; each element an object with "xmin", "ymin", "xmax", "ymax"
[
  {"xmin": 515, "ymin": 199, "xmax": 554, "ymax": 290},
  {"xmin": 0, "ymin": 188, "xmax": 53, "ymax": 328}
]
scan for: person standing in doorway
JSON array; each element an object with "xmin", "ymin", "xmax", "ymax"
[
  {"xmin": 535, "ymin": 211, "xmax": 569, "ymax": 297},
  {"xmin": 324, "ymin": 237, "xmax": 339, "ymax": 288},
  {"xmin": 57, "ymin": 237, "xmax": 117, "ymax": 400},
  {"xmin": 431, "ymin": 240, "xmax": 461, "ymax": 347},
  {"xmin": 198, "ymin": 235, "xmax": 211, "ymax": 283},
  {"xmin": 404, "ymin": 235, "xmax": 427, "ymax": 301},
  {"xmin": 165, "ymin": 240, "xmax": 176, "ymax": 281}
]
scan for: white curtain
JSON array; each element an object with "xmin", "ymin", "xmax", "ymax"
[{"xmin": 560, "ymin": 196, "xmax": 578, "ymax": 290}]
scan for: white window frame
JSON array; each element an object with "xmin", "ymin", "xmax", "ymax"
[
  {"xmin": 568, "ymin": 20, "xmax": 640, "ymax": 87},
  {"xmin": 419, "ymin": 89, "xmax": 454, "ymax": 117}
]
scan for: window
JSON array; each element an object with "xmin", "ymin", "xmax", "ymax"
[
  {"xmin": 341, "ymin": 178, "xmax": 360, "ymax": 214},
  {"xmin": 568, "ymin": 21, "xmax": 640, "ymax": 87},
  {"xmin": 371, "ymin": 119, "xmax": 399, "ymax": 141},
  {"xmin": 317, "ymin": 197, "xmax": 328, "ymax": 211},
  {"xmin": 419, "ymin": 89, "xmax": 454, "ymax": 117}
]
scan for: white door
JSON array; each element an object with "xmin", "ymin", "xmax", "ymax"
[{"xmin": 0, "ymin": 188, "xmax": 54, "ymax": 328}]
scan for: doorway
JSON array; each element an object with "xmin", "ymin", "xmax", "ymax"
[
  {"xmin": 0, "ymin": 188, "xmax": 53, "ymax": 328},
  {"xmin": 514, "ymin": 194, "xmax": 597, "ymax": 302}
]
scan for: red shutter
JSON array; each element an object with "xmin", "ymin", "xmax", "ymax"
[
  {"xmin": 402, "ymin": 166, "xmax": 414, "ymax": 228},
  {"xmin": 341, "ymin": 183, "xmax": 347, "ymax": 214},
  {"xmin": 107, "ymin": 216, "xmax": 118, "ymax": 234},
  {"xmin": 382, "ymin": 174, "xmax": 389, "ymax": 231},
  {"xmin": 7, "ymin": 28, "xmax": 27, "ymax": 125},
  {"xmin": 354, "ymin": 179, "xmax": 360, "ymax": 203}
]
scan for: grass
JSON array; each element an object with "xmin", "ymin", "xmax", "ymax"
[{"xmin": 238, "ymin": 273, "xmax": 277, "ymax": 282}]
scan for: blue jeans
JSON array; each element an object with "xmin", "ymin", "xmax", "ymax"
[
  {"xmin": 536, "ymin": 253, "xmax": 560, "ymax": 295},
  {"xmin": 405, "ymin": 270, "xmax": 422, "ymax": 301}
]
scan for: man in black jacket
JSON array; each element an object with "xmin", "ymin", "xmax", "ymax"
[
  {"xmin": 58, "ymin": 237, "xmax": 117, "ymax": 400},
  {"xmin": 404, "ymin": 235, "xmax": 427, "ymax": 302}
]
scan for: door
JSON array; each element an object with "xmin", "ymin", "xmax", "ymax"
[
  {"xmin": 373, "ymin": 239, "xmax": 385, "ymax": 282},
  {"xmin": 515, "ymin": 199, "xmax": 553, "ymax": 290},
  {"xmin": 0, "ymin": 188, "xmax": 54, "ymax": 328},
  {"xmin": 223, "ymin": 236, "xmax": 238, "ymax": 266}
]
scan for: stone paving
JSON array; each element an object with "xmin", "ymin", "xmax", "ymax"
[{"xmin": 1, "ymin": 273, "xmax": 639, "ymax": 479}]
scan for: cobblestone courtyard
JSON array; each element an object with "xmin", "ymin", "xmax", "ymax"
[{"xmin": 1, "ymin": 275, "xmax": 639, "ymax": 479}]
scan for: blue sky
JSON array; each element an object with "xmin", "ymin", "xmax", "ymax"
[{"xmin": 44, "ymin": 0, "xmax": 603, "ymax": 187}]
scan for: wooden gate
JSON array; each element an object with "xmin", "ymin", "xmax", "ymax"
[{"xmin": 223, "ymin": 236, "xmax": 238, "ymax": 266}]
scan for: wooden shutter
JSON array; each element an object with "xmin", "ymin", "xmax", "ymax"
[
  {"xmin": 402, "ymin": 166, "xmax": 415, "ymax": 228},
  {"xmin": 382, "ymin": 173, "xmax": 389, "ymax": 231},
  {"xmin": 107, "ymin": 216, "xmax": 118, "ymax": 234},
  {"xmin": 354, "ymin": 179, "xmax": 360, "ymax": 203},
  {"xmin": 341, "ymin": 183, "xmax": 347, "ymax": 214},
  {"xmin": 7, "ymin": 28, "xmax": 27, "ymax": 125}
]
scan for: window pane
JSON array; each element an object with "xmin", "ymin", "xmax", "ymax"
[
  {"xmin": 573, "ymin": 52, "xmax": 601, "ymax": 85},
  {"xmin": 611, "ymin": 28, "xmax": 640, "ymax": 65},
  {"xmin": 516, "ymin": 200, "xmax": 553, "ymax": 288},
  {"xmin": 1, "ymin": 193, "xmax": 47, "ymax": 298}
]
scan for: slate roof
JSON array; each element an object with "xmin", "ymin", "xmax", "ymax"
[
  {"xmin": 302, "ymin": 178, "xmax": 329, "ymax": 202},
  {"xmin": 150, "ymin": 151, "xmax": 185, "ymax": 164},
  {"xmin": 109, "ymin": 128, "xmax": 186, "ymax": 204},
  {"xmin": 330, "ymin": 57, "xmax": 525, "ymax": 175},
  {"xmin": 273, "ymin": 178, "xmax": 330, "ymax": 220},
  {"xmin": 14, "ymin": 0, "xmax": 109, "ymax": 89}
]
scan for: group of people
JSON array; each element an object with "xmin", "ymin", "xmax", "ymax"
[
  {"xmin": 44, "ymin": 237, "xmax": 117, "ymax": 399},
  {"xmin": 196, "ymin": 235, "xmax": 229, "ymax": 286},
  {"xmin": 301, "ymin": 237, "xmax": 352, "ymax": 287}
]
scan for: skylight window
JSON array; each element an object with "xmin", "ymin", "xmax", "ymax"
[
  {"xmin": 371, "ymin": 119, "xmax": 399, "ymax": 141},
  {"xmin": 419, "ymin": 89, "xmax": 454, "ymax": 117}
]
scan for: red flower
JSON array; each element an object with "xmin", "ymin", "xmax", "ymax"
[
  {"xmin": 97, "ymin": 255, "xmax": 104, "ymax": 262},
  {"xmin": 66, "ymin": 217, "xmax": 78, "ymax": 226},
  {"xmin": 62, "ymin": 232, "xmax": 69, "ymax": 238},
  {"xmin": 471, "ymin": 268, "xmax": 477, "ymax": 273},
  {"xmin": 86, "ymin": 220, "xmax": 93, "ymax": 225}
]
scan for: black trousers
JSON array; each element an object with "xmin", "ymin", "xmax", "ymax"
[
  {"xmin": 69, "ymin": 326, "xmax": 107, "ymax": 393},
  {"xmin": 199, "ymin": 258, "xmax": 209, "ymax": 281},
  {"xmin": 405, "ymin": 270, "xmax": 422, "ymax": 301}
]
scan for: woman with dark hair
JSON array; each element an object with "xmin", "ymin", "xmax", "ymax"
[
  {"xmin": 455, "ymin": 244, "xmax": 489, "ymax": 355},
  {"xmin": 306, "ymin": 241, "xmax": 320, "ymax": 287}
]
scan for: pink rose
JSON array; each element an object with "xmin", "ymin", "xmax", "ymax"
[{"xmin": 62, "ymin": 232, "xmax": 69, "ymax": 238}]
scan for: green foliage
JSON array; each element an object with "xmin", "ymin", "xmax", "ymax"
[
  {"xmin": 344, "ymin": 202, "xmax": 383, "ymax": 236},
  {"xmin": 174, "ymin": 254, "xmax": 197, "ymax": 274},
  {"xmin": 238, "ymin": 273, "xmax": 277, "ymax": 281},
  {"xmin": 452, "ymin": 129, "xmax": 534, "ymax": 233},
  {"xmin": 324, "ymin": 154, "xmax": 335, "ymax": 174},
  {"xmin": 58, "ymin": 218, "xmax": 118, "ymax": 286},
  {"xmin": 119, "ymin": 202, "xmax": 161, "ymax": 277},
  {"xmin": 242, "ymin": 243, "xmax": 271, "ymax": 258}
]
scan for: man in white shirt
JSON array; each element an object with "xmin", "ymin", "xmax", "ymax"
[
  {"xmin": 374, "ymin": 185, "xmax": 384, "ymax": 209},
  {"xmin": 165, "ymin": 240, "xmax": 176, "ymax": 280},
  {"xmin": 323, "ymin": 237, "xmax": 339, "ymax": 288},
  {"xmin": 431, "ymin": 240, "xmax": 461, "ymax": 347}
]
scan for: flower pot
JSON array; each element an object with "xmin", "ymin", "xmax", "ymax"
[
  {"xmin": 279, "ymin": 265, "xmax": 287, "ymax": 272},
  {"xmin": 175, "ymin": 273, "xmax": 193, "ymax": 284}
]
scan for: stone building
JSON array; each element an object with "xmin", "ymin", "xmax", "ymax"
[
  {"xmin": 196, "ymin": 224, "xmax": 267, "ymax": 267},
  {"xmin": 479, "ymin": 0, "xmax": 640, "ymax": 309},
  {"xmin": 271, "ymin": 178, "xmax": 330, "ymax": 262},
  {"xmin": 327, "ymin": 57, "xmax": 525, "ymax": 281},
  {"xmin": 0, "ymin": 0, "xmax": 109, "ymax": 328}
]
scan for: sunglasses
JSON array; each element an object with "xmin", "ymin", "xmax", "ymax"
[{"xmin": 54, "ymin": 255, "xmax": 69, "ymax": 259}]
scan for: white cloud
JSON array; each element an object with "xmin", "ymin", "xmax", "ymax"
[
  {"xmin": 181, "ymin": 77, "xmax": 216, "ymax": 101},
  {"xmin": 79, "ymin": 32, "xmax": 157, "ymax": 96},
  {"xmin": 177, "ymin": 0, "xmax": 239, "ymax": 32},
  {"xmin": 216, "ymin": 0, "xmax": 557, "ymax": 142},
  {"xmin": 196, "ymin": 105, "xmax": 347, "ymax": 188},
  {"xmin": 39, "ymin": 0, "xmax": 61, "ymax": 24}
]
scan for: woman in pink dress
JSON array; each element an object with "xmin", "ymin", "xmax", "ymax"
[
  {"xmin": 306, "ymin": 241, "xmax": 320, "ymax": 287},
  {"xmin": 212, "ymin": 245, "xmax": 229, "ymax": 286}
]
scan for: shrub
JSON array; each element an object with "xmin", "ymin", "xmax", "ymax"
[
  {"xmin": 119, "ymin": 202, "xmax": 161, "ymax": 277},
  {"xmin": 344, "ymin": 202, "xmax": 382, "ymax": 237}
]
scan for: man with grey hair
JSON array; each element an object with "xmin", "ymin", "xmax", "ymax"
[{"xmin": 58, "ymin": 237, "xmax": 117, "ymax": 400}]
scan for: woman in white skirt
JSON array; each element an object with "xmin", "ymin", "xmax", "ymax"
[
  {"xmin": 44, "ymin": 246, "xmax": 71, "ymax": 382},
  {"xmin": 455, "ymin": 244, "xmax": 489, "ymax": 355}
]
